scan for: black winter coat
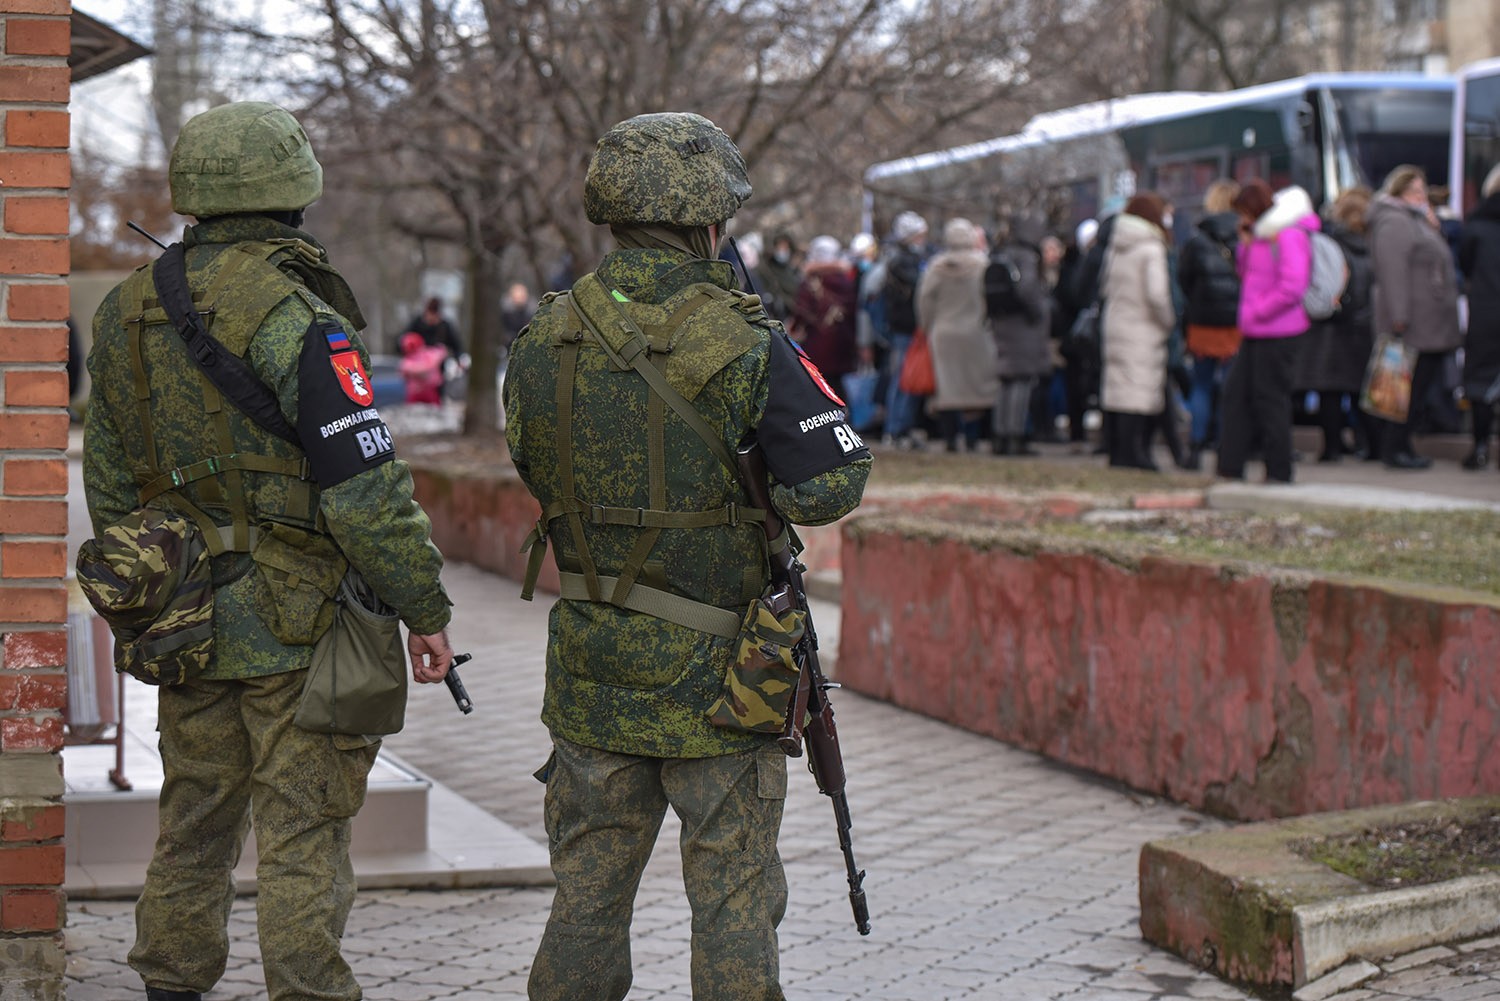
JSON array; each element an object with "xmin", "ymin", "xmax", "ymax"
[
  {"xmin": 883, "ymin": 244, "xmax": 924, "ymax": 335},
  {"xmin": 1294, "ymin": 222, "xmax": 1374, "ymax": 394},
  {"xmin": 1175, "ymin": 212, "xmax": 1241, "ymax": 328},
  {"xmin": 1072, "ymin": 214, "xmax": 1115, "ymax": 308},
  {"xmin": 1461, "ymin": 195, "xmax": 1500, "ymax": 401}
]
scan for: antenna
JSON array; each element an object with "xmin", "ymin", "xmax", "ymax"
[
  {"xmin": 127, "ymin": 221, "xmax": 169, "ymax": 250},
  {"xmin": 725, "ymin": 236, "xmax": 760, "ymax": 297}
]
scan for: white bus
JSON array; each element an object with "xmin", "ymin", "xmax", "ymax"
[
  {"xmin": 1452, "ymin": 57, "xmax": 1500, "ymax": 215},
  {"xmin": 865, "ymin": 73, "xmax": 1454, "ymax": 241}
]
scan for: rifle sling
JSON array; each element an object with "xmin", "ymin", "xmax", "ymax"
[{"xmin": 152, "ymin": 242, "xmax": 302, "ymax": 447}]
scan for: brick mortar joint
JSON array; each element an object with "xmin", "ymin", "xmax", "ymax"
[{"xmin": 0, "ymin": 55, "xmax": 72, "ymax": 65}]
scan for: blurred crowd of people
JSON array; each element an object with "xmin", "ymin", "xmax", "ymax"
[{"xmin": 744, "ymin": 160, "xmax": 1500, "ymax": 480}]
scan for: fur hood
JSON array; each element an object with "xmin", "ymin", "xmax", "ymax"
[
  {"xmin": 925, "ymin": 247, "xmax": 987, "ymax": 280},
  {"xmin": 1252, "ymin": 185, "xmax": 1318, "ymax": 240}
]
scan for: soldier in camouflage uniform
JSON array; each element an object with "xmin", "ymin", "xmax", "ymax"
[
  {"xmin": 83, "ymin": 102, "xmax": 455, "ymax": 1001},
  {"xmin": 504, "ymin": 113, "xmax": 872, "ymax": 1001}
]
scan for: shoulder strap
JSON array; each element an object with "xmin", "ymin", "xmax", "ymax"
[
  {"xmin": 152, "ymin": 243, "xmax": 302, "ymax": 447},
  {"xmin": 566, "ymin": 277, "xmax": 738, "ymax": 475}
]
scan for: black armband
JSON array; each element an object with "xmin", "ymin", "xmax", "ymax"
[{"xmin": 296, "ymin": 317, "xmax": 395, "ymax": 487}]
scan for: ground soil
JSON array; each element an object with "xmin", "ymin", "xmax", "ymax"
[{"xmin": 1294, "ymin": 815, "xmax": 1500, "ymax": 889}]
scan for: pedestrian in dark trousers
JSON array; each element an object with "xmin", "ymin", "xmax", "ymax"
[
  {"xmin": 1100, "ymin": 194, "xmax": 1176, "ymax": 470},
  {"xmin": 1217, "ymin": 181, "xmax": 1317, "ymax": 484},
  {"xmin": 1459, "ymin": 164, "xmax": 1500, "ymax": 470},
  {"xmin": 1176, "ymin": 179, "xmax": 1243, "ymax": 470},
  {"xmin": 1294, "ymin": 188, "xmax": 1376, "ymax": 463},
  {"xmin": 1365, "ymin": 165, "xmax": 1463, "ymax": 469},
  {"xmin": 988, "ymin": 213, "xmax": 1054, "ymax": 456}
]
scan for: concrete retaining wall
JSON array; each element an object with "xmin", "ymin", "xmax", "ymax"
[
  {"xmin": 408, "ymin": 463, "xmax": 844, "ymax": 596},
  {"xmin": 837, "ymin": 520, "xmax": 1500, "ymax": 821}
]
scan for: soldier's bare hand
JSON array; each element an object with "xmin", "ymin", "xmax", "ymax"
[{"xmin": 408, "ymin": 629, "xmax": 454, "ymax": 684}]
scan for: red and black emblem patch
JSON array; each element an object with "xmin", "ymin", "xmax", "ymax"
[
  {"xmin": 330, "ymin": 351, "xmax": 374, "ymax": 406},
  {"xmin": 797, "ymin": 355, "xmax": 845, "ymax": 406}
]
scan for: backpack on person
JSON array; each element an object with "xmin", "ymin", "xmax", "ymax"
[
  {"xmin": 1301, "ymin": 227, "xmax": 1349, "ymax": 321},
  {"xmin": 984, "ymin": 251, "xmax": 1025, "ymax": 318}
]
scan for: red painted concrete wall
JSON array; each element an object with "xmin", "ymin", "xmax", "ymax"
[
  {"xmin": 839, "ymin": 524, "xmax": 1500, "ymax": 820},
  {"xmin": 409, "ymin": 464, "xmax": 847, "ymax": 592}
]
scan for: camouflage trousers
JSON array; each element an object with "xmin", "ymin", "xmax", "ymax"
[
  {"xmin": 128, "ymin": 670, "xmax": 380, "ymax": 1001},
  {"xmin": 528, "ymin": 737, "xmax": 788, "ymax": 1001}
]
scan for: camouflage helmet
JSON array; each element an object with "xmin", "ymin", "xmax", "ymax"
[
  {"xmin": 584, "ymin": 112, "xmax": 751, "ymax": 227},
  {"xmin": 169, "ymin": 102, "xmax": 323, "ymax": 217}
]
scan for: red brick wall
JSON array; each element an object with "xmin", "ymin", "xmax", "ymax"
[{"xmin": 0, "ymin": 5, "xmax": 70, "ymax": 997}]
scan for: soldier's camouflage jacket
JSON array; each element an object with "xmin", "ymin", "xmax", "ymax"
[
  {"xmin": 504, "ymin": 248, "xmax": 871, "ymax": 758},
  {"xmin": 84, "ymin": 216, "xmax": 451, "ymax": 680}
]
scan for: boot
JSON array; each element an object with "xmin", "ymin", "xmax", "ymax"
[
  {"xmin": 1182, "ymin": 442, "xmax": 1203, "ymax": 472},
  {"xmin": 147, "ymin": 990, "xmax": 203, "ymax": 1001},
  {"xmin": 1133, "ymin": 416, "xmax": 1160, "ymax": 471},
  {"xmin": 1013, "ymin": 436, "xmax": 1040, "ymax": 456},
  {"xmin": 1462, "ymin": 443, "xmax": 1489, "ymax": 470},
  {"xmin": 991, "ymin": 435, "xmax": 1012, "ymax": 456},
  {"xmin": 1385, "ymin": 451, "xmax": 1433, "ymax": 470}
]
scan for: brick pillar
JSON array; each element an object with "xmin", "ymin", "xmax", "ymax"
[{"xmin": 0, "ymin": 4, "xmax": 71, "ymax": 1000}]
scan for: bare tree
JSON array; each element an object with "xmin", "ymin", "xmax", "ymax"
[{"xmin": 251, "ymin": 0, "xmax": 1127, "ymax": 434}]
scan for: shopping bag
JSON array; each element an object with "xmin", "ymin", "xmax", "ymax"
[
  {"xmin": 841, "ymin": 368, "xmax": 880, "ymax": 432},
  {"xmin": 1360, "ymin": 334, "xmax": 1415, "ymax": 423},
  {"xmin": 898, "ymin": 328, "xmax": 935, "ymax": 395}
]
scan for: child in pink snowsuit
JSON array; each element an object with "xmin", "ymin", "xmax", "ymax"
[{"xmin": 399, "ymin": 331, "xmax": 448, "ymax": 405}]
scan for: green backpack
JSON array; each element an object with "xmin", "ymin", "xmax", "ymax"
[{"xmin": 76, "ymin": 505, "xmax": 214, "ymax": 686}]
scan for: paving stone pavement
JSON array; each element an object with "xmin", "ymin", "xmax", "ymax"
[{"xmin": 60, "ymin": 561, "xmax": 1500, "ymax": 1001}]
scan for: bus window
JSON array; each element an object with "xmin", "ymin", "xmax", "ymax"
[
  {"xmin": 1460, "ymin": 72, "xmax": 1500, "ymax": 214},
  {"xmin": 1230, "ymin": 151, "xmax": 1292, "ymax": 190},
  {"xmin": 1332, "ymin": 87, "xmax": 1452, "ymax": 195},
  {"xmin": 1152, "ymin": 156, "xmax": 1224, "ymax": 219}
]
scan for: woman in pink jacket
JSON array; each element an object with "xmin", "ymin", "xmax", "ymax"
[{"xmin": 1215, "ymin": 180, "xmax": 1316, "ymax": 483}]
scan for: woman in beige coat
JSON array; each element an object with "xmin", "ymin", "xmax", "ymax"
[
  {"xmin": 918, "ymin": 217, "xmax": 999, "ymax": 451},
  {"xmin": 1101, "ymin": 193, "xmax": 1177, "ymax": 468}
]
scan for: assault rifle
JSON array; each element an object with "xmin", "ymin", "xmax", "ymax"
[{"xmin": 736, "ymin": 443, "xmax": 871, "ymax": 936}]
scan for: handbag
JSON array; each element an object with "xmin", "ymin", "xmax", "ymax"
[
  {"xmin": 294, "ymin": 569, "xmax": 408, "ymax": 736},
  {"xmin": 1361, "ymin": 334, "xmax": 1415, "ymax": 423},
  {"xmin": 898, "ymin": 327, "xmax": 936, "ymax": 395},
  {"xmin": 1062, "ymin": 301, "xmax": 1102, "ymax": 363}
]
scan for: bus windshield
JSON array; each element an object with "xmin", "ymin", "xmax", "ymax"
[
  {"xmin": 1332, "ymin": 87, "xmax": 1452, "ymax": 196},
  {"xmin": 1458, "ymin": 69, "xmax": 1500, "ymax": 214}
]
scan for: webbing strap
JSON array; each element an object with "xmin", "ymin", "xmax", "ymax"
[
  {"xmin": 568, "ymin": 281, "xmax": 739, "ymax": 476},
  {"xmin": 610, "ymin": 526, "xmax": 661, "ymax": 606},
  {"xmin": 127, "ymin": 319, "xmax": 160, "ymax": 477},
  {"xmin": 557, "ymin": 572, "xmax": 741, "ymax": 639},
  {"xmin": 137, "ymin": 453, "xmax": 310, "ymax": 505},
  {"xmin": 555, "ymin": 340, "xmax": 601, "ymax": 602},
  {"xmin": 205, "ymin": 378, "xmax": 252, "ymax": 552},
  {"xmin": 196, "ymin": 377, "xmax": 228, "ymax": 508}
]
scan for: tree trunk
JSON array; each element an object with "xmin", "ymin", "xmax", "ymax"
[{"xmin": 462, "ymin": 244, "xmax": 504, "ymax": 437}]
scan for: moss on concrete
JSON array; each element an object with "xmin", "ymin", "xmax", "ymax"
[{"xmin": 851, "ymin": 507, "xmax": 1500, "ymax": 600}]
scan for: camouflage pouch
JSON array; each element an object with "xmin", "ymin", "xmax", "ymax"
[
  {"xmin": 75, "ymin": 506, "xmax": 214, "ymax": 686},
  {"xmin": 251, "ymin": 522, "xmax": 348, "ymax": 646},
  {"xmin": 706, "ymin": 595, "xmax": 806, "ymax": 734},
  {"xmin": 294, "ymin": 569, "xmax": 407, "ymax": 736}
]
